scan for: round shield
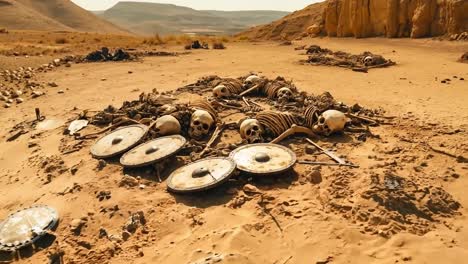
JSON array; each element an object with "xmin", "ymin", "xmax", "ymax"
[
  {"xmin": 90, "ymin": 124, "xmax": 149, "ymax": 159},
  {"xmin": 120, "ymin": 135, "xmax": 186, "ymax": 167},
  {"xmin": 0, "ymin": 205, "xmax": 59, "ymax": 252},
  {"xmin": 230, "ymin": 143, "xmax": 296, "ymax": 175},
  {"xmin": 167, "ymin": 157, "xmax": 236, "ymax": 193}
]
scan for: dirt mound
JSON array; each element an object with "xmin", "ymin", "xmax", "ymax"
[
  {"xmin": 0, "ymin": 0, "xmax": 128, "ymax": 34},
  {"xmin": 323, "ymin": 171, "xmax": 460, "ymax": 236},
  {"xmin": 238, "ymin": 0, "xmax": 468, "ymax": 40}
]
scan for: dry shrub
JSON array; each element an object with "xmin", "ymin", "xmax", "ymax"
[
  {"xmin": 142, "ymin": 34, "xmax": 166, "ymax": 45},
  {"xmin": 55, "ymin": 37, "xmax": 68, "ymax": 44},
  {"xmin": 213, "ymin": 42, "xmax": 226, "ymax": 49}
]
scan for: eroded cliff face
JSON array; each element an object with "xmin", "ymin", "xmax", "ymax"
[
  {"xmin": 237, "ymin": 0, "xmax": 467, "ymax": 40},
  {"xmin": 324, "ymin": 0, "xmax": 468, "ymax": 38}
]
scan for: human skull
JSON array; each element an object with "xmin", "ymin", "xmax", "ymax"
[
  {"xmin": 276, "ymin": 87, "xmax": 293, "ymax": 102},
  {"xmin": 313, "ymin": 110, "xmax": 347, "ymax": 136},
  {"xmin": 213, "ymin": 84, "xmax": 230, "ymax": 98},
  {"xmin": 155, "ymin": 115, "xmax": 181, "ymax": 136},
  {"xmin": 240, "ymin": 119, "xmax": 264, "ymax": 143},
  {"xmin": 244, "ymin": 75, "xmax": 260, "ymax": 86},
  {"xmin": 189, "ymin": 110, "xmax": 214, "ymax": 139},
  {"xmin": 363, "ymin": 56, "xmax": 374, "ymax": 66}
]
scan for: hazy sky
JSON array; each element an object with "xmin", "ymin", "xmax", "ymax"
[{"xmin": 71, "ymin": 0, "xmax": 322, "ymax": 11}]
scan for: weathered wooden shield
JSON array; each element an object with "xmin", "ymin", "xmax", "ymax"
[
  {"xmin": 167, "ymin": 157, "xmax": 236, "ymax": 193},
  {"xmin": 229, "ymin": 143, "xmax": 296, "ymax": 175},
  {"xmin": 0, "ymin": 205, "xmax": 59, "ymax": 252},
  {"xmin": 90, "ymin": 124, "xmax": 148, "ymax": 159},
  {"xmin": 120, "ymin": 135, "xmax": 186, "ymax": 167}
]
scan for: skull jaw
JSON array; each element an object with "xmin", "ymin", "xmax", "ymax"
[
  {"xmin": 277, "ymin": 95, "xmax": 291, "ymax": 104},
  {"xmin": 246, "ymin": 134, "xmax": 264, "ymax": 144},
  {"xmin": 189, "ymin": 127, "xmax": 209, "ymax": 140}
]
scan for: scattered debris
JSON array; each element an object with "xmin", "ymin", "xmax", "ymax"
[
  {"xmin": 84, "ymin": 47, "xmax": 134, "ymax": 62},
  {"xmin": 67, "ymin": 119, "xmax": 89, "ymax": 135},
  {"xmin": 186, "ymin": 40, "xmax": 209, "ymax": 50}
]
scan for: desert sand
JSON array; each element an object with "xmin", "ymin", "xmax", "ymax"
[{"xmin": 0, "ymin": 35, "xmax": 467, "ymax": 264}]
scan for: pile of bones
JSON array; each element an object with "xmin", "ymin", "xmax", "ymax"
[
  {"xmin": 84, "ymin": 74, "xmax": 382, "ymax": 160},
  {"xmin": 300, "ymin": 45, "xmax": 396, "ymax": 71}
]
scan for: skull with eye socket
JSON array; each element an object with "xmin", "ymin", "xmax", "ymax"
[
  {"xmin": 189, "ymin": 110, "xmax": 214, "ymax": 139},
  {"xmin": 240, "ymin": 119, "xmax": 264, "ymax": 143},
  {"xmin": 363, "ymin": 56, "xmax": 374, "ymax": 66},
  {"xmin": 212, "ymin": 84, "xmax": 230, "ymax": 99},
  {"xmin": 276, "ymin": 87, "xmax": 294, "ymax": 103},
  {"xmin": 313, "ymin": 110, "xmax": 347, "ymax": 136}
]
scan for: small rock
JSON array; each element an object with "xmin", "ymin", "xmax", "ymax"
[
  {"xmin": 65, "ymin": 62, "xmax": 72, "ymax": 67},
  {"xmin": 138, "ymin": 184, "xmax": 146, "ymax": 189},
  {"xmin": 28, "ymin": 140, "xmax": 38, "ymax": 148},
  {"xmin": 243, "ymin": 184, "xmax": 261, "ymax": 194},
  {"xmin": 128, "ymin": 71, "xmax": 133, "ymax": 74},
  {"xmin": 119, "ymin": 175, "xmax": 139, "ymax": 188},
  {"xmin": 16, "ymin": 98, "xmax": 24, "ymax": 104},
  {"xmin": 70, "ymin": 218, "xmax": 85, "ymax": 234},
  {"xmin": 4, "ymin": 103, "xmax": 10, "ymax": 108},
  {"xmin": 58, "ymin": 90, "xmax": 64, "ymax": 94},
  {"xmin": 12, "ymin": 90, "xmax": 22, "ymax": 98},
  {"xmin": 97, "ymin": 159, "xmax": 107, "ymax": 170},
  {"xmin": 48, "ymin": 82, "xmax": 58, "ymax": 87},
  {"xmin": 101, "ymin": 78, "xmax": 107, "ymax": 81},
  {"xmin": 122, "ymin": 231, "xmax": 131, "ymax": 241},
  {"xmin": 308, "ymin": 169, "xmax": 322, "ymax": 184},
  {"xmin": 32, "ymin": 91, "xmax": 44, "ymax": 98}
]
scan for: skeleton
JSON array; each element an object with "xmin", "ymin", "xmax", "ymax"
[
  {"xmin": 154, "ymin": 115, "xmax": 181, "ymax": 136},
  {"xmin": 211, "ymin": 78, "xmax": 243, "ymax": 99},
  {"xmin": 313, "ymin": 110, "xmax": 347, "ymax": 136},
  {"xmin": 238, "ymin": 111, "xmax": 315, "ymax": 144},
  {"xmin": 239, "ymin": 119, "xmax": 264, "ymax": 143},
  {"xmin": 239, "ymin": 106, "xmax": 348, "ymax": 144}
]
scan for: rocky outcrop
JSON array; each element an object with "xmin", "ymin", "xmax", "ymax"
[
  {"xmin": 237, "ymin": 0, "xmax": 467, "ymax": 40},
  {"xmin": 323, "ymin": 0, "xmax": 468, "ymax": 38}
]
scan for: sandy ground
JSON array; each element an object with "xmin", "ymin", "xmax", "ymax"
[{"xmin": 0, "ymin": 37, "xmax": 467, "ymax": 264}]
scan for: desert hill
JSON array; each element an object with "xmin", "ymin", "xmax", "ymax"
[
  {"xmin": 238, "ymin": 0, "xmax": 468, "ymax": 40},
  {"xmin": 0, "ymin": 0, "xmax": 129, "ymax": 34},
  {"xmin": 95, "ymin": 2, "xmax": 290, "ymax": 35}
]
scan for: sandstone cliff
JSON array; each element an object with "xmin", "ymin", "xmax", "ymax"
[
  {"xmin": 324, "ymin": 0, "xmax": 468, "ymax": 38},
  {"xmin": 238, "ymin": 0, "xmax": 468, "ymax": 40}
]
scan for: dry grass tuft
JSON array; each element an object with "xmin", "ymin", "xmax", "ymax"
[
  {"xmin": 55, "ymin": 37, "xmax": 69, "ymax": 44},
  {"xmin": 212, "ymin": 42, "xmax": 226, "ymax": 49}
]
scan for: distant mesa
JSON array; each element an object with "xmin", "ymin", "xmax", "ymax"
[
  {"xmin": 0, "ymin": 0, "xmax": 128, "ymax": 34},
  {"xmin": 94, "ymin": 1, "xmax": 290, "ymax": 35},
  {"xmin": 238, "ymin": 0, "xmax": 468, "ymax": 40}
]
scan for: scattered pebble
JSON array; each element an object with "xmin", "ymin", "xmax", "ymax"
[{"xmin": 243, "ymin": 184, "xmax": 261, "ymax": 194}]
